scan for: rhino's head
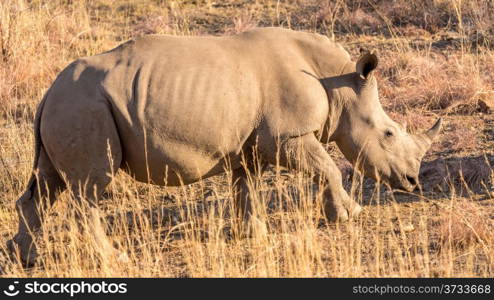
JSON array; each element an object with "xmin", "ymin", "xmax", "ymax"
[{"xmin": 330, "ymin": 50, "xmax": 442, "ymax": 191}]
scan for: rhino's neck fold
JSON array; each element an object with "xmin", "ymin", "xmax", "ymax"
[{"xmin": 318, "ymin": 73, "xmax": 351, "ymax": 144}]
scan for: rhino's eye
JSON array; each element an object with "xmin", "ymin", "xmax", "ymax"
[{"xmin": 385, "ymin": 130, "xmax": 394, "ymax": 138}]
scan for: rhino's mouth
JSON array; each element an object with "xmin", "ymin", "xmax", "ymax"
[
  {"xmin": 384, "ymin": 169, "xmax": 418, "ymax": 192},
  {"xmin": 367, "ymin": 166, "xmax": 419, "ymax": 192},
  {"xmin": 395, "ymin": 174, "xmax": 418, "ymax": 192},
  {"xmin": 405, "ymin": 175, "xmax": 417, "ymax": 187}
]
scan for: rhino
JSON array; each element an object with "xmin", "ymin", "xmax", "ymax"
[{"xmin": 8, "ymin": 27, "xmax": 441, "ymax": 265}]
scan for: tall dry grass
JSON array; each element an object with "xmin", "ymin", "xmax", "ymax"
[{"xmin": 0, "ymin": 0, "xmax": 493, "ymax": 277}]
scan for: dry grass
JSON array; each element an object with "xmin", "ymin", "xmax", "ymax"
[
  {"xmin": 434, "ymin": 198, "xmax": 493, "ymax": 250},
  {"xmin": 1, "ymin": 0, "xmax": 494, "ymax": 277},
  {"xmin": 380, "ymin": 50, "xmax": 491, "ymax": 113}
]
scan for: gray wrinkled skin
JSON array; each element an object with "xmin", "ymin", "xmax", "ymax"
[{"xmin": 7, "ymin": 28, "xmax": 441, "ymax": 265}]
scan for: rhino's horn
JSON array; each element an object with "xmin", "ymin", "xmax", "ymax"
[
  {"xmin": 425, "ymin": 117, "xmax": 442, "ymax": 141},
  {"xmin": 412, "ymin": 117, "xmax": 442, "ymax": 155}
]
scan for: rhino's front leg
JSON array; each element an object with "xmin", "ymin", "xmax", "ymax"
[{"xmin": 279, "ymin": 133, "xmax": 362, "ymax": 222}]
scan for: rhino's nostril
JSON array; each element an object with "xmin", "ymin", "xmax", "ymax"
[{"xmin": 406, "ymin": 175, "xmax": 417, "ymax": 186}]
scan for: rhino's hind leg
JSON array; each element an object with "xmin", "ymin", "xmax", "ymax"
[
  {"xmin": 7, "ymin": 147, "xmax": 66, "ymax": 266},
  {"xmin": 277, "ymin": 133, "xmax": 362, "ymax": 222},
  {"xmin": 39, "ymin": 95, "xmax": 124, "ymax": 265},
  {"xmin": 231, "ymin": 159, "xmax": 267, "ymax": 221}
]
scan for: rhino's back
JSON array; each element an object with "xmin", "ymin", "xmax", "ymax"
[{"xmin": 74, "ymin": 28, "xmax": 346, "ymax": 184}]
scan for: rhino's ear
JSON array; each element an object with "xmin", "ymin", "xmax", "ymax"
[{"xmin": 356, "ymin": 50, "xmax": 378, "ymax": 79}]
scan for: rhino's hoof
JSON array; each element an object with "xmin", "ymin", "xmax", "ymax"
[
  {"xmin": 6, "ymin": 239, "xmax": 38, "ymax": 267},
  {"xmin": 326, "ymin": 201, "xmax": 362, "ymax": 223},
  {"xmin": 327, "ymin": 206, "xmax": 349, "ymax": 223}
]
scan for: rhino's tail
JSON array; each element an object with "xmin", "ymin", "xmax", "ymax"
[{"xmin": 24, "ymin": 93, "xmax": 49, "ymax": 192}]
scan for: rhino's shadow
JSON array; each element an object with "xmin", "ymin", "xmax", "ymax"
[
  {"xmin": 368, "ymin": 154, "xmax": 494, "ymax": 205},
  {"xmin": 417, "ymin": 154, "xmax": 493, "ymax": 198}
]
